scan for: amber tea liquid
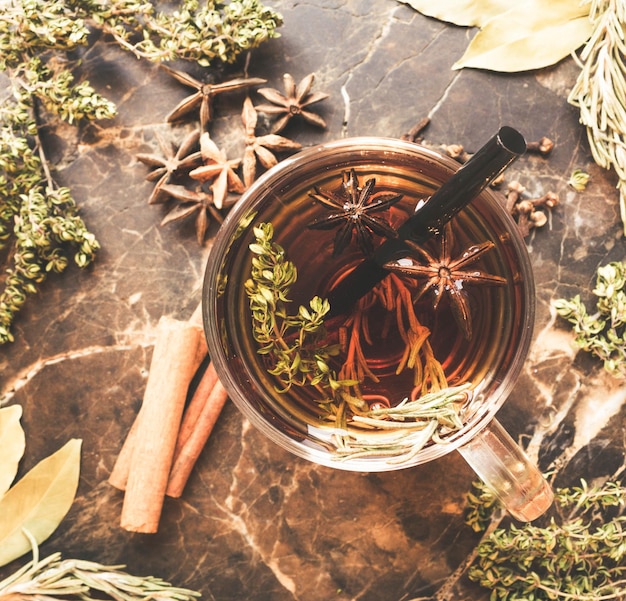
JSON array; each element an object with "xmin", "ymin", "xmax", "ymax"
[{"xmin": 211, "ymin": 154, "xmax": 529, "ymax": 464}]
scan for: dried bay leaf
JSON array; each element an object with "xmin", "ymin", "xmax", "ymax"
[
  {"xmin": 453, "ymin": 1, "xmax": 593, "ymax": 72},
  {"xmin": 397, "ymin": 0, "xmax": 513, "ymax": 27},
  {"xmin": 0, "ymin": 438, "xmax": 82, "ymax": 567},
  {"xmin": 0, "ymin": 405, "xmax": 25, "ymax": 497}
]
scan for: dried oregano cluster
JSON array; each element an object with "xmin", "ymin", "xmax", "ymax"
[
  {"xmin": 465, "ymin": 477, "xmax": 626, "ymax": 601},
  {"xmin": 554, "ymin": 260, "xmax": 626, "ymax": 377},
  {"xmin": 0, "ymin": 0, "xmax": 283, "ymax": 344}
]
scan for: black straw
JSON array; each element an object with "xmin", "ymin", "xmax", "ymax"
[{"xmin": 327, "ymin": 126, "xmax": 526, "ymax": 316}]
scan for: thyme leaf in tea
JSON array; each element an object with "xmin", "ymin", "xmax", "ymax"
[{"xmin": 244, "ymin": 222, "xmax": 351, "ymax": 394}]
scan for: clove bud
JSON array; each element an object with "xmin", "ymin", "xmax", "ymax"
[{"xmin": 526, "ymin": 136, "xmax": 554, "ymax": 156}]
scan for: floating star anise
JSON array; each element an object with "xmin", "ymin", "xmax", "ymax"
[
  {"xmin": 241, "ymin": 96, "xmax": 301, "ymax": 188},
  {"xmin": 159, "ymin": 183, "xmax": 226, "ymax": 245},
  {"xmin": 383, "ymin": 222, "xmax": 507, "ymax": 339},
  {"xmin": 136, "ymin": 129, "xmax": 203, "ymax": 204},
  {"xmin": 162, "ymin": 64, "xmax": 266, "ymax": 130},
  {"xmin": 189, "ymin": 132, "xmax": 245, "ymax": 209},
  {"xmin": 256, "ymin": 73, "xmax": 329, "ymax": 133},
  {"xmin": 307, "ymin": 169, "xmax": 403, "ymax": 257}
]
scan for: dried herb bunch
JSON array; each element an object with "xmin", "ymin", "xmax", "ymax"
[
  {"xmin": 568, "ymin": 0, "xmax": 626, "ymax": 235},
  {"xmin": 0, "ymin": 0, "xmax": 283, "ymax": 344},
  {"xmin": 90, "ymin": 0, "xmax": 283, "ymax": 65},
  {"xmin": 553, "ymin": 260, "xmax": 626, "ymax": 378},
  {"xmin": 466, "ymin": 477, "xmax": 626, "ymax": 601},
  {"xmin": 0, "ymin": 546, "xmax": 200, "ymax": 601}
]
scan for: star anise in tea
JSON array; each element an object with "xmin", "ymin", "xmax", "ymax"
[
  {"xmin": 307, "ymin": 169, "xmax": 403, "ymax": 257},
  {"xmin": 241, "ymin": 96, "xmax": 302, "ymax": 187},
  {"xmin": 136, "ymin": 129, "xmax": 203, "ymax": 204},
  {"xmin": 189, "ymin": 132, "xmax": 245, "ymax": 209},
  {"xmin": 256, "ymin": 73, "xmax": 329, "ymax": 133},
  {"xmin": 162, "ymin": 64, "xmax": 266, "ymax": 130},
  {"xmin": 383, "ymin": 222, "xmax": 507, "ymax": 339},
  {"xmin": 159, "ymin": 183, "xmax": 226, "ymax": 245}
]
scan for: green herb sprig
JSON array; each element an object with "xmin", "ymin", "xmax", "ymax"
[
  {"xmin": 568, "ymin": 0, "xmax": 626, "ymax": 235},
  {"xmin": 87, "ymin": 0, "xmax": 283, "ymax": 66},
  {"xmin": 553, "ymin": 260, "xmax": 626, "ymax": 377},
  {"xmin": 244, "ymin": 222, "xmax": 471, "ymax": 464},
  {"xmin": 0, "ymin": 544, "xmax": 200, "ymax": 601},
  {"xmin": 0, "ymin": 0, "xmax": 282, "ymax": 344},
  {"xmin": 244, "ymin": 222, "xmax": 351, "ymax": 393},
  {"xmin": 466, "ymin": 478, "xmax": 626, "ymax": 601}
]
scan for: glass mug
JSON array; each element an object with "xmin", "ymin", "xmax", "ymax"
[{"xmin": 202, "ymin": 137, "xmax": 553, "ymax": 521}]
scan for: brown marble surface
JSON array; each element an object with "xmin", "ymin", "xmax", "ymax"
[{"xmin": 1, "ymin": 1, "xmax": 626, "ymax": 600}]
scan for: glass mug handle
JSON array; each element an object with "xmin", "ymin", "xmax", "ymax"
[{"xmin": 457, "ymin": 418, "xmax": 553, "ymax": 521}]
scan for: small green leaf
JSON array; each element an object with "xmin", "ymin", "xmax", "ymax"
[
  {"xmin": 397, "ymin": 0, "xmax": 513, "ymax": 27},
  {"xmin": 453, "ymin": 1, "xmax": 592, "ymax": 72},
  {"xmin": 0, "ymin": 438, "xmax": 82, "ymax": 567},
  {"xmin": 0, "ymin": 405, "xmax": 26, "ymax": 497}
]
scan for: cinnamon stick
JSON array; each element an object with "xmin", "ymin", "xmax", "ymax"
[
  {"xmin": 120, "ymin": 316, "xmax": 203, "ymax": 533},
  {"xmin": 108, "ymin": 313, "xmax": 206, "ymax": 491},
  {"xmin": 166, "ymin": 363, "xmax": 228, "ymax": 498}
]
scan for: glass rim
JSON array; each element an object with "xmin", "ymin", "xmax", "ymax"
[{"xmin": 203, "ymin": 136, "xmax": 536, "ymax": 472}]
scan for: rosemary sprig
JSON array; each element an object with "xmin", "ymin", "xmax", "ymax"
[
  {"xmin": 568, "ymin": 0, "xmax": 626, "ymax": 234},
  {"xmin": 553, "ymin": 260, "xmax": 626, "ymax": 377},
  {"xmin": 0, "ymin": 547, "xmax": 200, "ymax": 601},
  {"xmin": 332, "ymin": 383, "xmax": 471, "ymax": 464},
  {"xmin": 466, "ymin": 478, "xmax": 626, "ymax": 601}
]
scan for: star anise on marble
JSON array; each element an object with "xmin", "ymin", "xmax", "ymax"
[
  {"xmin": 307, "ymin": 169, "xmax": 403, "ymax": 257},
  {"xmin": 159, "ymin": 183, "xmax": 227, "ymax": 245},
  {"xmin": 162, "ymin": 64, "xmax": 266, "ymax": 130},
  {"xmin": 189, "ymin": 132, "xmax": 245, "ymax": 209},
  {"xmin": 241, "ymin": 96, "xmax": 302, "ymax": 188},
  {"xmin": 383, "ymin": 222, "xmax": 507, "ymax": 340},
  {"xmin": 256, "ymin": 73, "xmax": 329, "ymax": 133},
  {"xmin": 136, "ymin": 129, "xmax": 203, "ymax": 204}
]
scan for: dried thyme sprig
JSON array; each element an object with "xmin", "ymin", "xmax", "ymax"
[
  {"xmin": 0, "ymin": 101, "xmax": 104, "ymax": 344},
  {"xmin": 553, "ymin": 260, "xmax": 626, "ymax": 377},
  {"xmin": 87, "ymin": 0, "xmax": 283, "ymax": 66},
  {"xmin": 244, "ymin": 222, "xmax": 472, "ymax": 463},
  {"xmin": 466, "ymin": 478, "xmax": 626, "ymax": 601},
  {"xmin": 244, "ymin": 222, "xmax": 352, "ymax": 393},
  {"xmin": 0, "ymin": 0, "xmax": 282, "ymax": 344},
  {"xmin": 568, "ymin": 0, "xmax": 626, "ymax": 235},
  {"xmin": 0, "ymin": 547, "xmax": 200, "ymax": 601}
]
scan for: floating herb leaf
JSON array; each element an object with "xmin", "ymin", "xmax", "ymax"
[{"xmin": 244, "ymin": 222, "xmax": 351, "ymax": 393}]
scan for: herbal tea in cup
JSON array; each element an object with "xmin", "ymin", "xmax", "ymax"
[{"xmin": 203, "ymin": 137, "xmax": 553, "ymax": 521}]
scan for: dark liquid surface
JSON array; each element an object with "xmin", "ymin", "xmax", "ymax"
[{"xmin": 211, "ymin": 158, "xmax": 529, "ymax": 456}]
